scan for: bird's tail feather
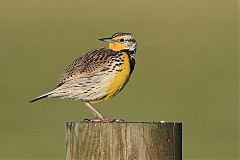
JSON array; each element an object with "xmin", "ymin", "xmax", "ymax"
[{"xmin": 29, "ymin": 92, "xmax": 52, "ymax": 103}]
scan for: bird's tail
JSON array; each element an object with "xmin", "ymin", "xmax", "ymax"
[{"xmin": 29, "ymin": 92, "xmax": 52, "ymax": 103}]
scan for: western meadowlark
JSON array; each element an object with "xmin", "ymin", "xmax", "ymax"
[{"xmin": 29, "ymin": 32, "xmax": 137, "ymax": 122}]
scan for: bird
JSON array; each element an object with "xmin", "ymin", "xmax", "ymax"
[{"xmin": 29, "ymin": 32, "xmax": 137, "ymax": 122}]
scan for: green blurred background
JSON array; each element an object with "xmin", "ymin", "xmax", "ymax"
[{"xmin": 0, "ymin": 0, "xmax": 238, "ymax": 159}]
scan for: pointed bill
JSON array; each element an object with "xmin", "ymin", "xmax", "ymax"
[{"xmin": 99, "ymin": 38, "xmax": 117, "ymax": 43}]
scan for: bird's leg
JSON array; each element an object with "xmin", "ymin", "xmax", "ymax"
[
  {"xmin": 82, "ymin": 101, "xmax": 124, "ymax": 122},
  {"xmin": 82, "ymin": 101, "xmax": 105, "ymax": 121}
]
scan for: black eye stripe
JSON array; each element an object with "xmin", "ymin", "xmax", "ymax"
[
  {"xmin": 111, "ymin": 32, "xmax": 132, "ymax": 38},
  {"xmin": 127, "ymin": 39, "xmax": 136, "ymax": 43}
]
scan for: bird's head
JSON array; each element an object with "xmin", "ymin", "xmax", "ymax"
[{"xmin": 99, "ymin": 32, "xmax": 137, "ymax": 53}]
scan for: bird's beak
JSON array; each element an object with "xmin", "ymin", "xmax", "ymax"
[{"xmin": 99, "ymin": 38, "xmax": 117, "ymax": 43}]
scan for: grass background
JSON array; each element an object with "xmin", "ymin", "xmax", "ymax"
[{"xmin": 0, "ymin": 0, "xmax": 238, "ymax": 159}]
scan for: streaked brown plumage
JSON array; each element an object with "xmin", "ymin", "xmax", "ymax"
[{"xmin": 29, "ymin": 32, "xmax": 137, "ymax": 122}]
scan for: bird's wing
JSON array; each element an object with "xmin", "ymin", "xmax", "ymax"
[{"xmin": 56, "ymin": 48, "xmax": 116, "ymax": 87}]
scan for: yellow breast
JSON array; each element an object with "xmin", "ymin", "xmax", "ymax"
[
  {"xmin": 107, "ymin": 52, "xmax": 130, "ymax": 96},
  {"xmin": 91, "ymin": 52, "xmax": 130, "ymax": 103}
]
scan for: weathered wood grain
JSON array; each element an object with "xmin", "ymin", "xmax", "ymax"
[{"xmin": 66, "ymin": 122, "xmax": 182, "ymax": 160}]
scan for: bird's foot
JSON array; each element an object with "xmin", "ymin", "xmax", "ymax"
[
  {"xmin": 83, "ymin": 117, "xmax": 124, "ymax": 123},
  {"xmin": 84, "ymin": 118, "xmax": 105, "ymax": 122},
  {"xmin": 110, "ymin": 119, "xmax": 125, "ymax": 122}
]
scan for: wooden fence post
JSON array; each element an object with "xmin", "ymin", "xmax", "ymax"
[{"xmin": 66, "ymin": 122, "xmax": 182, "ymax": 160}]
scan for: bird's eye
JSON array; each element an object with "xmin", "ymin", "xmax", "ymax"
[{"xmin": 120, "ymin": 38, "xmax": 124, "ymax": 42}]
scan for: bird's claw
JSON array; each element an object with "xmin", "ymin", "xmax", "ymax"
[
  {"xmin": 110, "ymin": 119, "xmax": 124, "ymax": 122},
  {"xmin": 83, "ymin": 117, "xmax": 124, "ymax": 123},
  {"xmin": 84, "ymin": 118, "xmax": 104, "ymax": 122}
]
